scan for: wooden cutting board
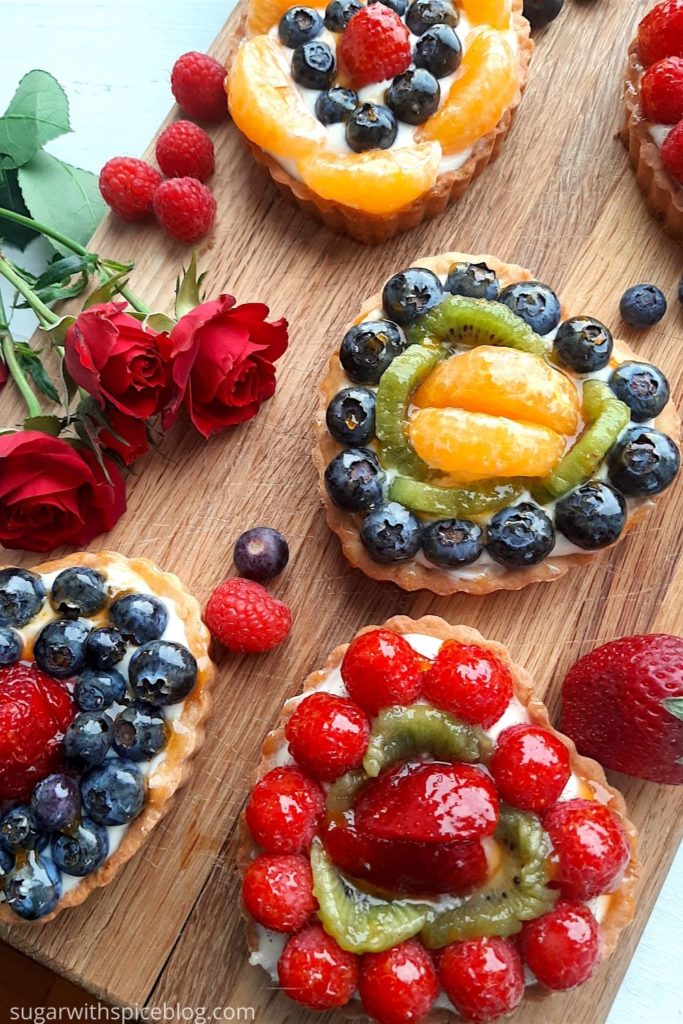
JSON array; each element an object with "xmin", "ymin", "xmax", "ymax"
[{"xmin": 1, "ymin": 0, "xmax": 682, "ymax": 1019}]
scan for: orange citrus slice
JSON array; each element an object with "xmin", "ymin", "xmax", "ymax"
[
  {"xmin": 247, "ymin": 0, "xmax": 299, "ymax": 36},
  {"xmin": 458, "ymin": 0, "xmax": 512, "ymax": 30}
]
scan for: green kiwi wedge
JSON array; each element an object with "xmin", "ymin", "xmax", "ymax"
[
  {"xmin": 363, "ymin": 705, "xmax": 491, "ymax": 779},
  {"xmin": 388, "ymin": 475, "xmax": 526, "ymax": 518},
  {"xmin": 375, "ymin": 344, "xmax": 443, "ymax": 479},
  {"xmin": 405, "ymin": 297, "xmax": 548, "ymax": 359}
]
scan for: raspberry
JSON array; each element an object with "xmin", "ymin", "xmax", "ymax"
[
  {"xmin": 203, "ymin": 578, "xmax": 291, "ymax": 653},
  {"xmin": 359, "ymin": 940, "xmax": 438, "ymax": 1024},
  {"xmin": 542, "ymin": 798, "xmax": 630, "ymax": 901},
  {"xmin": 285, "ymin": 691, "xmax": 369, "ymax": 780},
  {"xmin": 520, "ymin": 901, "xmax": 600, "ymax": 990},
  {"xmin": 340, "ymin": 629, "xmax": 426, "ymax": 715},
  {"xmin": 242, "ymin": 853, "xmax": 317, "ymax": 931},
  {"xmin": 153, "ymin": 177, "xmax": 217, "ymax": 244},
  {"xmin": 639, "ymin": 0, "xmax": 683, "ymax": 66},
  {"xmin": 340, "ymin": 5, "xmax": 412, "ymax": 87},
  {"xmin": 423, "ymin": 642, "xmax": 513, "ymax": 728},
  {"xmin": 171, "ymin": 51, "xmax": 228, "ymax": 122},
  {"xmin": 438, "ymin": 937, "xmax": 525, "ymax": 1022},
  {"xmin": 277, "ymin": 923, "xmax": 359, "ymax": 1010},
  {"xmin": 661, "ymin": 120, "xmax": 683, "ymax": 183},
  {"xmin": 99, "ymin": 157, "xmax": 162, "ymax": 222},
  {"xmin": 641, "ymin": 56, "xmax": 683, "ymax": 122},
  {"xmin": 0, "ymin": 663, "xmax": 75, "ymax": 801},
  {"xmin": 155, "ymin": 120, "xmax": 215, "ymax": 181},
  {"xmin": 245, "ymin": 766, "xmax": 324, "ymax": 853},
  {"xmin": 489, "ymin": 725, "xmax": 570, "ymax": 812}
]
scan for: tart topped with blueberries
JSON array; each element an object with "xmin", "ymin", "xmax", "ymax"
[
  {"xmin": 0, "ymin": 551, "xmax": 213, "ymax": 923},
  {"xmin": 315, "ymin": 251, "xmax": 681, "ymax": 595},
  {"xmin": 241, "ymin": 616, "xmax": 637, "ymax": 1023},
  {"xmin": 226, "ymin": 0, "xmax": 532, "ymax": 243}
]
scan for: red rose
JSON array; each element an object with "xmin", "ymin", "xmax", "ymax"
[
  {"xmin": 98, "ymin": 406, "xmax": 150, "ymax": 466},
  {"xmin": 0, "ymin": 431, "xmax": 126, "ymax": 553},
  {"xmin": 165, "ymin": 296, "xmax": 288, "ymax": 438},
  {"xmin": 64, "ymin": 302, "xmax": 171, "ymax": 420}
]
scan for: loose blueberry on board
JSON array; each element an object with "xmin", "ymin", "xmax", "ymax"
[
  {"xmin": 325, "ymin": 0, "xmax": 362, "ymax": 30},
  {"xmin": 324, "ymin": 448, "xmax": 385, "ymax": 511},
  {"xmin": 486, "ymin": 503, "xmax": 555, "ymax": 566},
  {"xmin": 234, "ymin": 527, "xmax": 290, "ymax": 582},
  {"xmin": 386, "ymin": 69, "xmax": 440, "ymax": 125},
  {"xmin": 608, "ymin": 427, "xmax": 680, "ymax": 496},
  {"xmin": 422, "ymin": 518, "xmax": 483, "ymax": 567},
  {"xmin": 346, "ymin": 103, "xmax": 398, "ymax": 152},
  {"xmin": 52, "ymin": 818, "xmax": 109, "ymax": 877},
  {"xmin": 555, "ymin": 482, "xmax": 627, "ymax": 550},
  {"xmin": 50, "ymin": 567, "xmax": 107, "ymax": 619},
  {"xmin": 291, "ymin": 41, "xmax": 336, "ymax": 90},
  {"xmin": 406, "ymin": 0, "xmax": 459, "ymax": 34},
  {"xmin": 445, "ymin": 261, "xmax": 499, "ymax": 300},
  {"xmin": 0, "ymin": 805, "xmax": 47, "ymax": 852},
  {"xmin": 75, "ymin": 668, "xmax": 127, "ymax": 712},
  {"xmin": 110, "ymin": 593, "xmax": 168, "ymax": 644},
  {"xmin": 279, "ymin": 6, "xmax": 324, "ymax": 47},
  {"xmin": 326, "ymin": 387, "xmax": 377, "ymax": 446},
  {"xmin": 340, "ymin": 320, "xmax": 406, "ymax": 384},
  {"xmin": 64, "ymin": 712, "xmax": 114, "ymax": 773},
  {"xmin": 128, "ymin": 640, "xmax": 198, "ymax": 706},
  {"xmin": 370, "ymin": 0, "xmax": 408, "ymax": 14},
  {"xmin": 81, "ymin": 760, "xmax": 146, "ymax": 826},
  {"xmin": 553, "ymin": 317, "xmax": 613, "ymax": 374},
  {"xmin": 499, "ymin": 281, "xmax": 561, "ymax": 335},
  {"xmin": 0, "ymin": 568, "xmax": 45, "ymax": 627},
  {"xmin": 0, "ymin": 626, "xmax": 22, "ymax": 665},
  {"xmin": 619, "ymin": 284, "xmax": 667, "ymax": 328},
  {"xmin": 414, "ymin": 24, "xmax": 462, "ymax": 78},
  {"xmin": 360, "ymin": 501, "xmax": 423, "ymax": 562},
  {"xmin": 522, "ymin": 0, "xmax": 564, "ymax": 29},
  {"xmin": 34, "ymin": 619, "xmax": 90, "ymax": 679},
  {"xmin": 85, "ymin": 627, "xmax": 127, "ymax": 670},
  {"xmin": 382, "ymin": 267, "xmax": 444, "ymax": 326},
  {"xmin": 4, "ymin": 853, "xmax": 62, "ymax": 920},
  {"xmin": 31, "ymin": 773, "xmax": 81, "ymax": 832},
  {"xmin": 316, "ymin": 87, "xmax": 358, "ymax": 125},
  {"xmin": 113, "ymin": 705, "xmax": 168, "ymax": 762},
  {"xmin": 609, "ymin": 362, "xmax": 670, "ymax": 422}
]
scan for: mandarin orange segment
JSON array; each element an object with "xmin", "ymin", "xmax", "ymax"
[
  {"xmin": 417, "ymin": 28, "xmax": 518, "ymax": 153},
  {"xmin": 297, "ymin": 143, "xmax": 442, "ymax": 215},
  {"xmin": 228, "ymin": 37, "xmax": 326, "ymax": 159},
  {"xmin": 413, "ymin": 347, "xmax": 580, "ymax": 436},
  {"xmin": 246, "ymin": 0, "xmax": 299, "ymax": 36},
  {"xmin": 408, "ymin": 408, "xmax": 566, "ymax": 479},
  {"xmin": 458, "ymin": 0, "xmax": 512, "ymax": 30}
]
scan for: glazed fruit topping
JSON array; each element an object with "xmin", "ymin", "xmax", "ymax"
[
  {"xmin": 662, "ymin": 120, "xmax": 683, "ymax": 183},
  {"xmin": 422, "ymin": 517, "xmax": 484, "ymax": 567},
  {"xmin": 386, "ymin": 68, "xmax": 441, "ymax": 126},
  {"xmin": 325, "ymin": 447, "xmax": 385, "ymax": 511},
  {"xmin": 346, "ymin": 102, "xmax": 398, "ymax": 152},
  {"xmin": 486, "ymin": 502, "xmax": 555, "ymax": 567},
  {"xmin": 50, "ymin": 567, "xmax": 107, "ymax": 619},
  {"xmin": 34, "ymin": 619, "xmax": 89, "ymax": 679},
  {"xmin": 641, "ymin": 55, "xmax": 683, "ymax": 122},
  {"xmin": 245, "ymin": 765, "xmax": 324, "ymax": 852},
  {"xmin": 383, "ymin": 267, "xmax": 444, "ymax": 326},
  {"xmin": 0, "ymin": 626, "xmax": 22, "ymax": 665},
  {"xmin": 446, "ymin": 260, "xmax": 499, "ymax": 300},
  {"xmin": 638, "ymin": 0, "xmax": 683, "ymax": 66},
  {"xmin": 553, "ymin": 316, "xmax": 613, "ymax": 374},
  {"xmin": 285, "ymin": 691, "xmax": 370, "ymax": 780},
  {"xmin": 315, "ymin": 86, "xmax": 358, "ymax": 125},
  {"xmin": 325, "ymin": 0, "xmax": 363, "ymax": 30},
  {"xmin": 490, "ymin": 725, "xmax": 570, "ymax": 812},
  {"xmin": 609, "ymin": 361, "xmax": 670, "ymax": 422},
  {"xmin": 340, "ymin": 4, "xmax": 412, "ymax": 87},
  {"xmin": 279, "ymin": 5, "xmax": 323, "ymax": 47},
  {"xmin": 277, "ymin": 923, "xmax": 359, "ymax": 1009},
  {"xmin": 406, "ymin": 0, "xmax": 459, "ymax": 35},
  {"xmin": 326, "ymin": 386, "xmax": 377, "ymax": 446},
  {"xmin": 359, "ymin": 940, "xmax": 439, "ymax": 1024},
  {"xmin": 542, "ymin": 798, "xmax": 630, "ymax": 901},
  {"xmin": 242, "ymin": 852, "xmax": 318, "ymax": 931},
  {"xmin": 554, "ymin": 481, "xmax": 626, "ymax": 550},
  {"xmin": 519, "ymin": 900, "xmax": 599, "ymax": 990},
  {"xmin": 498, "ymin": 280, "xmax": 561, "ymax": 335},
  {"xmin": 608, "ymin": 425, "xmax": 680, "ymax": 496},
  {"xmin": 405, "ymin": 294, "xmax": 547, "ymax": 358},
  {"xmin": 340, "ymin": 319, "xmax": 406, "ymax": 385},
  {"xmin": 81, "ymin": 760, "xmax": 146, "ymax": 826},
  {"xmin": 361, "ymin": 502, "xmax": 423, "ymax": 562},
  {"xmin": 423, "ymin": 641, "xmax": 513, "ymax": 729},
  {"xmin": 438, "ymin": 937, "xmax": 524, "ymax": 1023},
  {"xmin": 414, "ymin": 24, "xmax": 463, "ymax": 79},
  {"xmin": 363, "ymin": 704, "xmax": 491, "ymax": 777},
  {"xmin": 110, "ymin": 592, "xmax": 168, "ymax": 644},
  {"xmin": 292, "ymin": 40, "xmax": 336, "ymax": 90},
  {"xmin": 341, "ymin": 628, "xmax": 426, "ymax": 715}
]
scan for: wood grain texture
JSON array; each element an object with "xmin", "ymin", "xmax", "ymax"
[{"xmin": 1, "ymin": 0, "xmax": 683, "ymax": 1020}]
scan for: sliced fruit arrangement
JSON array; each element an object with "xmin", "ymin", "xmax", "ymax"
[
  {"xmin": 316, "ymin": 251, "xmax": 681, "ymax": 596},
  {"xmin": 241, "ymin": 617, "xmax": 638, "ymax": 1023}
]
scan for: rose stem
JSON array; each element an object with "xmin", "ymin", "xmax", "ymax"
[
  {"xmin": 0, "ymin": 290, "xmax": 42, "ymax": 418},
  {"xmin": 0, "ymin": 253, "xmax": 58, "ymax": 328}
]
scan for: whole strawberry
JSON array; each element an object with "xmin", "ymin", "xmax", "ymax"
[
  {"xmin": 340, "ymin": 5, "xmax": 411, "ymax": 87},
  {"xmin": 204, "ymin": 577, "xmax": 291, "ymax": 653},
  {"xmin": 561, "ymin": 634, "xmax": 683, "ymax": 785}
]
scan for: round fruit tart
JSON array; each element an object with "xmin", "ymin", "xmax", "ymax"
[
  {"xmin": 241, "ymin": 617, "xmax": 637, "ymax": 1023},
  {"xmin": 226, "ymin": 0, "xmax": 532, "ymax": 243},
  {"xmin": 0, "ymin": 551, "xmax": 213, "ymax": 923},
  {"xmin": 314, "ymin": 251, "xmax": 681, "ymax": 595}
]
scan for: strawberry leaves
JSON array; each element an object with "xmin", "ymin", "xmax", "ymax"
[{"xmin": 662, "ymin": 696, "xmax": 683, "ymax": 722}]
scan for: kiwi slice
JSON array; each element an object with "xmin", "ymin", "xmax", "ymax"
[
  {"xmin": 389, "ymin": 475, "xmax": 526, "ymax": 518},
  {"xmin": 421, "ymin": 807, "xmax": 557, "ymax": 948},
  {"xmin": 326, "ymin": 770, "xmax": 368, "ymax": 815},
  {"xmin": 311, "ymin": 842, "xmax": 431, "ymax": 953},
  {"xmin": 405, "ymin": 296, "xmax": 548, "ymax": 359},
  {"xmin": 376, "ymin": 344, "xmax": 444, "ymax": 479},
  {"xmin": 363, "ymin": 705, "xmax": 491, "ymax": 779}
]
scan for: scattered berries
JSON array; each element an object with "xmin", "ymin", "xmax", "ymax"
[
  {"xmin": 277, "ymin": 924, "xmax": 359, "ymax": 1010},
  {"xmin": 99, "ymin": 157, "xmax": 162, "ymax": 222},
  {"xmin": 204, "ymin": 577, "xmax": 291, "ymax": 653},
  {"xmin": 619, "ymin": 283, "xmax": 667, "ymax": 327},
  {"xmin": 638, "ymin": 0, "xmax": 683, "ymax": 66},
  {"xmin": 641, "ymin": 56, "xmax": 683, "ymax": 122},
  {"xmin": 285, "ymin": 692, "xmax": 369, "ymax": 780},
  {"xmin": 340, "ymin": 628, "xmax": 425, "ymax": 715},
  {"xmin": 153, "ymin": 177, "xmax": 217, "ymax": 243},
  {"xmin": 245, "ymin": 766, "xmax": 324, "ymax": 853},
  {"xmin": 661, "ymin": 120, "xmax": 683, "ymax": 183},
  {"xmin": 340, "ymin": 5, "xmax": 412, "ymax": 87},
  {"xmin": 490, "ymin": 725, "xmax": 570, "ymax": 812},
  {"xmin": 438, "ymin": 937, "xmax": 525, "ymax": 1022},
  {"xmin": 233, "ymin": 527, "xmax": 289, "ymax": 582},
  {"xmin": 359, "ymin": 940, "xmax": 439, "ymax": 1024},
  {"xmin": 522, "ymin": 0, "xmax": 564, "ymax": 29},
  {"xmin": 171, "ymin": 50, "xmax": 228, "ymax": 122},
  {"xmin": 155, "ymin": 120, "xmax": 215, "ymax": 181},
  {"xmin": 542, "ymin": 798, "xmax": 631, "ymax": 900},
  {"xmin": 520, "ymin": 901, "xmax": 600, "ymax": 990},
  {"xmin": 423, "ymin": 641, "xmax": 513, "ymax": 728},
  {"xmin": 242, "ymin": 853, "xmax": 317, "ymax": 932}
]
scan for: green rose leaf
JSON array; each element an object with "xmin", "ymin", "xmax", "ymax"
[
  {"xmin": 0, "ymin": 70, "xmax": 70, "ymax": 170},
  {"xmin": 18, "ymin": 151, "xmax": 105, "ymax": 254},
  {"xmin": 23, "ymin": 414, "xmax": 62, "ymax": 436},
  {"xmin": 14, "ymin": 342, "xmax": 60, "ymax": 403},
  {"xmin": 0, "ymin": 168, "xmax": 39, "ymax": 248},
  {"xmin": 662, "ymin": 697, "xmax": 683, "ymax": 722}
]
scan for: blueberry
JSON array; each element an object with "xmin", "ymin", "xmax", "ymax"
[
  {"xmin": 34, "ymin": 618, "xmax": 89, "ymax": 678},
  {"xmin": 113, "ymin": 705, "xmax": 168, "ymax": 762},
  {"xmin": 324, "ymin": 448, "xmax": 385, "ymax": 511},
  {"xmin": 291, "ymin": 41, "xmax": 335, "ymax": 90},
  {"xmin": 0, "ymin": 568, "xmax": 45, "ymax": 627},
  {"xmin": 445, "ymin": 260, "xmax": 499, "ymax": 300},
  {"xmin": 85, "ymin": 626, "xmax": 127, "ymax": 670},
  {"xmin": 340, "ymin": 320, "xmax": 406, "ymax": 384},
  {"xmin": 499, "ymin": 281, "xmax": 561, "ymax": 336},
  {"xmin": 382, "ymin": 268, "xmax": 444, "ymax": 326},
  {"xmin": 0, "ymin": 846, "xmax": 12, "ymax": 874},
  {"xmin": 555, "ymin": 482, "xmax": 627, "ymax": 549},
  {"xmin": 486, "ymin": 502, "xmax": 555, "ymax": 567},
  {"xmin": 609, "ymin": 362, "xmax": 670, "ymax": 422},
  {"xmin": 4, "ymin": 853, "xmax": 62, "ymax": 920},
  {"xmin": 50, "ymin": 567, "xmax": 107, "ymax": 619},
  {"xmin": 406, "ymin": 0, "xmax": 458, "ymax": 34},
  {"xmin": 75, "ymin": 668, "xmax": 127, "ymax": 712},
  {"xmin": 128, "ymin": 641, "xmax": 198, "ymax": 706},
  {"xmin": 522, "ymin": 0, "xmax": 563, "ymax": 28},
  {"xmin": 369, "ymin": 0, "xmax": 408, "ymax": 13},
  {"xmin": 386, "ymin": 69, "xmax": 440, "ymax": 125},
  {"xmin": 679, "ymin": 275, "xmax": 683, "ymax": 305},
  {"xmin": 65, "ymin": 712, "xmax": 114, "ymax": 773},
  {"xmin": 81, "ymin": 760, "xmax": 146, "ymax": 826},
  {"xmin": 31, "ymin": 773, "xmax": 81, "ymax": 832},
  {"xmin": 234, "ymin": 527, "xmax": 290, "ymax": 582},
  {"xmin": 553, "ymin": 316, "xmax": 613, "ymax": 374},
  {"xmin": 324, "ymin": 0, "xmax": 362, "ymax": 29},
  {"xmin": 414, "ymin": 24, "xmax": 462, "ymax": 78},
  {"xmin": 52, "ymin": 818, "xmax": 109, "ymax": 877},
  {"xmin": 360, "ymin": 502, "xmax": 423, "ymax": 562},
  {"xmin": 346, "ymin": 103, "xmax": 398, "ymax": 152},
  {"xmin": 326, "ymin": 387, "xmax": 377, "ymax": 445},
  {"xmin": 0, "ymin": 806, "xmax": 47, "ymax": 852},
  {"xmin": 315, "ymin": 87, "xmax": 358, "ymax": 125},
  {"xmin": 619, "ymin": 284, "xmax": 667, "ymax": 328},
  {"xmin": 0, "ymin": 625, "xmax": 22, "ymax": 665},
  {"xmin": 608, "ymin": 427, "xmax": 680, "ymax": 497},
  {"xmin": 422, "ymin": 518, "xmax": 483, "ymax": 567},
  {"xmin": 110, "ymin": 593, "xmax": 168, "ymax": 644},
  {"xmin": 279, "ymin": 5, "xmax": 323, "ymax": 46}
]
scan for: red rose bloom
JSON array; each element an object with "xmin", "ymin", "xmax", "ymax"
[
  {"xmin": 64, "ymin": 302, "xmax": 171, "ymax": 419},
  {"xmin": 0, "ymin": 431, "xmax": 126, "ymax": 552},
  {"xmin": 98, "ymin": 405, "xmax": 150, "ymax": 466},
  {"xmin": 165, "ymin": 296, "xmax": 288, "ymax": 438}
]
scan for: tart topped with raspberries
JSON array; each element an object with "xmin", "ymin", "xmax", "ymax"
[
  {"xmin": 227, "ymin": 0, "xmax": 532, "ymax": 242},
  {"xmin": 0, "ymin": 551, "xmax": 213, "ymax": 923},
  {"xmin": 315, "ymin": 251, "xmax": 681, "ymax": 595},
  {"xmin": 241, "ymin": 617, "xmax": 637, "ymax": 1023}
]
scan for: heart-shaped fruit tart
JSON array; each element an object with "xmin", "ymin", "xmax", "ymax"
[
  {"xmin": 0, "ymin": 551, "xmax": 213, "ymax": 923},
  {"xmin": 315, "ymin": 251, "xmax": 681, "ymax": 595},
  {"xmin": 241, "ymin": 617, "xmax": 637, "ymax": 1022},
  {"xmin": 226, "ymin": 0, "xmax": 532, "ymax": 243}
]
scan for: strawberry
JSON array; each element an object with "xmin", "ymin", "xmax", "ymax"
[
  {"xmin": 423, "ymin": 642, "xmax": 513, "ymax": 728},
  {"xmin": 520, "ymin": 901, "xmax": 600, "ymax": 990},
  {"xmin": 438, "ymin": 937, "xmax": 525, "ymax": 1022},
  {"xmin": 242, "ymin": 852, "xmax": 317, "ymax": 931},
  {"xmin": 560, "ymin": 634, "xmax": 683, "ymax": 784},
  {"xmin": 340, "ymin": 628, "xmax": 426, "ymax": 715},
  {"xmin": 638, "ymin": 0, "xmax": 683, "ymax": 66},
  {"xmin": 340, "ymin": 5, "xmax": 412, "ymax": 87},
  {"xmin": 278, "ymin": 924, "xmax": 359, "ymax": 1010},
  {"xmin": 661, "ymin": 120, "xmax": 683, "ymax": 184},
  {"xmin": 245, "ymin": 765, "xmax": 324, "ymax": 853},
  {"xmin": 542, "ymin": 798, "xmax": 630, "ymax": 901},
  {"xmin": 489, "ymin": 724, "xmax": 570, "ymax": 812},
  {"xmin": 285, "ymin": 691, "xmax": 369, "ymax": 781},
  {"xmin": 359, "ymin": 940, "xmax": 439, "ymax": 1024},
  {"xmin": 641, "ymin": 56, "xmax": 683, "ymax": 122}
]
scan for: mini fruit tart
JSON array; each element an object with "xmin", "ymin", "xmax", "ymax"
[
  {"xmin": 226, "ymin": 0, "xmax": 532, "ymax": 243},
  {"xmin": 241, "ymin": 617, "xmax": 638, "ymax": 1022},
  {"xmin": 314, "ymin": 251, "xmax": 681, "ymax": 595},
  {"xmin": 0, "ymin": 551, "xmax": 213, "ymax": 923}
]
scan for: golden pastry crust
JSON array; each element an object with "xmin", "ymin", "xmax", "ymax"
[
  {"xmin": 241, "ymin": 615, "xmax": 638, "ymax": 1018},
  {"xmin": 314, "ymin": 251, "xmax": 681, "ymax": 595},
  {"xmin": 225, "ymin": 3, "xmax": 533, "ymax": 245},
  {"xmin": 0, "ymin": 550, "xmax": 214, "ymax": 927}
]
